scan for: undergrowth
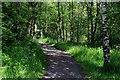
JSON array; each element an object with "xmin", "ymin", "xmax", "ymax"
[{"xmin": 0, "ymin": 39, "xmax": 46, "ymax": 78}]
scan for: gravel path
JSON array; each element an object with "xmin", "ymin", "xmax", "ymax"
[{"xmin": 39, "ymin": 41, "xmax": 86, "ymax": 80}]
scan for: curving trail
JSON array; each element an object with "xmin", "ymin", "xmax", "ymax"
[{"xmin": 39, "ymin": 41, "xmax": 86, "ymax": 80}]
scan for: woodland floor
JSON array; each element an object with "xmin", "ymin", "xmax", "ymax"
[{"xmin": 39, "ymin": 41, "xmax": 86, "ymax": 79}]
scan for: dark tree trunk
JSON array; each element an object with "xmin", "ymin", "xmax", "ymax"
[
  {"xmin": 70, "ymin": 1, "xmax": 74, "ymax": 43},
  {"xmin": 58, "ymin": 2, "xmax": 62, "ymax": 40},
  {"xmin": 69, "ymin": 3, "xmax": 71, "ymax": 41},
  {"xmin": 66, "ymin": 28, "xmax": 67, "ymax": 41},
  {"xmin": 65, "ymin": 18, "xmax": 67, "ymax": 41},
  {"xmin": 61, "ymin": 3, "xmax": 65, "ymax": 41},
  {"xmin": 94, "ymin": 3, "xmax": 99, "ymax": 34},
  {"xmin": 102, "ymin": 1, "xmax": 110, "ymax": 70},
  {"xmin": 90, "ymin": 2, "xmax": 94, "ymax": 47},
  {"xmin": 86, "ymin": 3, "xmax": 90, "ymax": 45},
  {"xmin": 95, "ymin": 3, "xmax": 100, "ymax": 46},
  {"xmin": 91, "ymin": 3, "xmax": 99, "ymax": 47},
  {"xmin": 57, "ymin": 2, "xmax": 60, "ymax": 42},
  {"xmin": 77, "ymin": 3, "xmax": 80, "ymax": 43},
  {"xmin": 77, "ymin": 3, "xmax": 79, "ymax": 43}
]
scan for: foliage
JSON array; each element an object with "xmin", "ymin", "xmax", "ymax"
[
  {"xmin": 1, "ymin": 2, "xmax": 47, "ymax": 78},
  {"xmin": 1, "ymin": 39, "xmax": 46, "ymax": 78}
]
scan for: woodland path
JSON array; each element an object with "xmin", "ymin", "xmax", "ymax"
[{"xmin": 39, "ymin": 41, "xmax": 86, "ymax": 79}]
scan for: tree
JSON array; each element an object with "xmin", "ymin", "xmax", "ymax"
[
  {"xmin": 102, "ymin": 1, "xmax": 110, "ymax": 70},
  {"xmin": 86, "ymin": 2, "xmax": 90, "ymax": 45},
  {"xmin": 57, "ymin": 2, "xmax": 60, "ymax": 42},
  {"xmin": 61, "ymin": 3, "xmax": 65, "ymax": 41},
  {"xmin": 70, "ymin": 1, "xmax": 74, "ymax": 43}
]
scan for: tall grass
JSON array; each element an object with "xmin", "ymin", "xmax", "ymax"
[
  {"xmin": 39, "ymin": 37, "xmax": 120, "ymax": 79},
  {"xmin": 1, "ymin": 39, "xmax": 46, "ymax": 78}
]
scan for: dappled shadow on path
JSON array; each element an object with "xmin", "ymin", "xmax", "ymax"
[{"xmin": 39, "ymin": 42, "xmax": 85, "ymax": 79}]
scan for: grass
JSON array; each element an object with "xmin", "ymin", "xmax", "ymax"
[
  {"xmin": 40, "ymin": 37, "xmax": 57, "ymax": 46},
  {"xmin": 0, "ymin": 39, "xmax": 46, "ymax": 78},
  {"xmin": 39, "ymin": 37, "xmax": 120, "ymax": 79}
]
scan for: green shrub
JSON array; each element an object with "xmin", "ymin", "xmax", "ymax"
[{"xmin": 1, "ymin": 39, "xmax": 46, "ymax": 78}]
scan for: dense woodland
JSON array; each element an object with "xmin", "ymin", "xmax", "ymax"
[{"xmin": 0, "ymin": 2, "xmax": 120, "ymax": 79}]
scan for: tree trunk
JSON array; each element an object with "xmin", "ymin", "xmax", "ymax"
[
  {"xmin": 70, "ymin": 1, "xmax": 74, "ymax": 43},
  {"xmin": 65, "ymin": 19, "xmax": 67, "ymax": 41},
  {"xmin": 94, "ymin": 3, "xmax": 99, "ymax": 34},
  {"xmin": 77, "ymin": 3, "xmax": 80, "ymax": 43},
  {"xmin": 90, "ymin": 2, "xmax": 94, "ymax": 47},
  {"xmin": 58, "ymin": 2, "xmax": 62, "ymax": 40},
  {"xmin": 61, "ymin": 3, "xmax": 65, "ymax": 41},
  {"xmin": 57, "ymin": 2, "xmax": 60, "ymax": 42},
  {"xmin": 102, "ymin": 1, "xmax": 110, "ymax": 70},
  {"xmin": 86, "ymin": 3, "xmax": 90, "ymax": 45},
  {"xmin": 45, "ymin": 4, "xmax": 48, "ymax": 36}
]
